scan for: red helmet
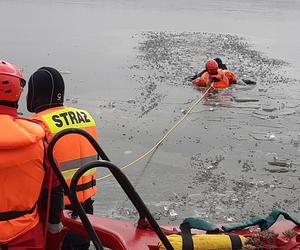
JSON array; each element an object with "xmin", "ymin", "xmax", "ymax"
[
  {"xmin": 205, "ymin": 59, "xmax": 219, "ymax": 74},
  {"xmin": 0, "ymin": 60, "xmax": 25, "ymax": 102}
]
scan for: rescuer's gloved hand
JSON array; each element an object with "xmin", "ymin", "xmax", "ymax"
[
  {"xmin": 46, "ymin": 226, "xmax": 69, "ymax": 250},
  {"xmin": 186, "ymin": 72, "xmax": 198, "ymax": 81},
  {"xmin": 242, "ymin": 79, "xmax": 256, "ymax": 85},
  {"xmin": 48, "ymin": 222, "xmax": 64, "ymax": 234},
  {"xmin": 210, "ymin": 77, "xmax": 220, "ymax": 82}
]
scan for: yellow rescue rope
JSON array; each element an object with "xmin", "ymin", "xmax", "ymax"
[{"xmin": 96, "ymin": 85, "xmax": 214, "ymax": 181}]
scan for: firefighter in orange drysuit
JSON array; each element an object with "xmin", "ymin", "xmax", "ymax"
[
  {"xmin": 190, "ymin": 58, "xmax": 237, "ymax": 87},
  {"xmin": 192, "ymin": 59, "xmax": 231, "ymax": 89},
  {"xmin": 0, "ymin": 60, "xmax": 64, "ymax": 250},
  {"xmin": 27, "ymin": 67, "xmax": 99, "ymax": 250}
]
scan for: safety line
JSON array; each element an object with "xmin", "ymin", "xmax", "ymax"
[{"xmin": 96, "ymin": 85, "xmax": 214, "ymax": 181}]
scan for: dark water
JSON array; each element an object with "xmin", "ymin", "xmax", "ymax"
[{"xmin": 1, "ymin": 0, "xmax": 300, "ymax": 225}]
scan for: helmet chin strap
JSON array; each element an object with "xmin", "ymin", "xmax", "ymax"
[{"xmin": 0, "ymin": 100, "xmax": 18, "ymax": 108}]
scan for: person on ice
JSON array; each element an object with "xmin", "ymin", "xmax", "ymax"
[
  {"xmin": 27, "ymin": 67, "xmax": 99, "ymax": 250},
  {"xmin": 0, "ymin": 60, "xmax": 63, "ymax": 250},
  {"xmin": 191, "ymin": 59, "xmax": 237, "ymax": 89},
  {"xmin": 189, "ymin": 58, "xmax": 256, "ymax": 87},
  {"xmin": 191, "ymin": 57, "xmax": 228, "ymax": 80}
]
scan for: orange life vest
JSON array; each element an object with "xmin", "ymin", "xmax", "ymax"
[
  {"xmin": 0, "ymin": 115, "xmax": 45, "ymax": 243},
  {"xmin": 192, "ymin": 69, "xmax": 229, "ymax": 89},
  {"xmin": 32, "ymin": 106, "xmax": 98, "ymax": 205},
  {"xmin": 223, "ymin": 70, "xmax": 237, "ymax": 84}
]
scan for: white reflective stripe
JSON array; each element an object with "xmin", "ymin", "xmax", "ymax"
[{"xmin": 59, "ymin": 155, "xmax": 97, "ymax": 171}]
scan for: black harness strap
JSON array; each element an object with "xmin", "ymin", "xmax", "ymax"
[
  {"xmin": 180, "ymin": 222, "xmax": 194, "ymax": 250},
  {"xmin": 228, "ymin": 233, "xmax": 243, "ymax": 250},
  {"xmin": 0, "ymin": 206, "xmax": 36, "ymax": 221},
  {"xmin": 179, "ymin": 220, "xmax": 242, "ymax": 250}
]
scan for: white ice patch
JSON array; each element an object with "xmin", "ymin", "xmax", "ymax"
[{"xmin": 124, "ymin": 150, "xmax": 133, "ymax": 154}]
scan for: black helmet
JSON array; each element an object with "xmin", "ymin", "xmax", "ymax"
[
  {"xmin": 214, "ymin": 58, "xmax": 227, "ymax": 70},
  {"xmin": 27, "ymin": 67, "xmax": 65, "ymax": 113}
]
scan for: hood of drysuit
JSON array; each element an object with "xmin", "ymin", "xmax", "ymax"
[
  {"xmin": 0, "ymin": 115, "xmax": 44, "ymax": 150},
  {"xmin": 27, "ymin": 67, "xmax": 65, "ymax": 113}
]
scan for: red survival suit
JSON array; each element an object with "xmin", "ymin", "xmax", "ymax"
[{"xmin": 192, "ymin": 69, "xmax": 230, "ymax": 89}]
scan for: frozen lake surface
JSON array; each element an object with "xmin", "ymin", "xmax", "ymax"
[{"xmin": 1, "ymin": 0, "xmax": 300, "ymax": 224}]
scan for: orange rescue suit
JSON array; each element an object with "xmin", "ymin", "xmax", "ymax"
[
  {"xmin": 192, "ymin": 69, "xmax": 229, "ymax": 89},
  {"xmin": 32, "ymin": 106, "xmax": 98, "ymax": 205},
  {"xmin": 223, "ymin": 70, "xmax": 237, "ymax": 84},
  {"xmin": 0, "ymin": 115, "xmax": 45, "ymax": 243}
]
